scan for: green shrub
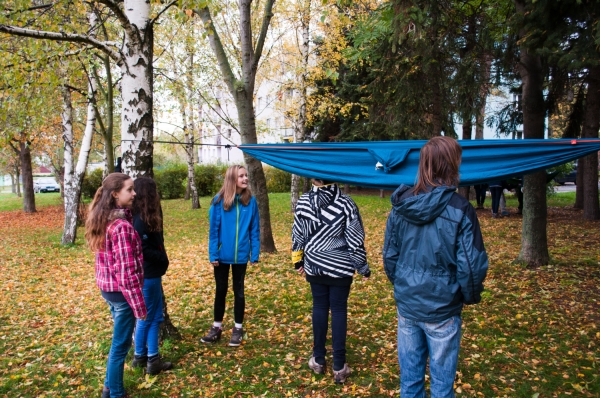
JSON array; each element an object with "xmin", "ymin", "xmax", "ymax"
[
  {"xmin": 81, "ymin": 168, "xmax": 104, "ymax": 199},
  {"xmin": 264, "ymin": 166, "xmax": 291, "ymax": 193},
  {"xmin": 154, "ymin": 164, "xmax": 187, "ymax": 199},
  {"xmin": 193, "ymin": 164, "xmax": 228, "ymax": 197}
]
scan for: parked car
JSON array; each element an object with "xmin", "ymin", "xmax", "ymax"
[
  {"xmin": 34, "ymin": 178, "xmax": 61, "ymax": 193},
  {"xmin": 554, "ymin": 164, "xmax": 577, "ymax": 185}
]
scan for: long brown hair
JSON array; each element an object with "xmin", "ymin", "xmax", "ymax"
[
  {"xmin": 413, "ymin": 136, "xmax": 462, "ymax": 195},
  {"xmin": 212, "ymin": 165, "xmax": 252, "ymax": 211},
  {"xmin": 85, "ymin": 173, "xmax": 132, "ymax": 251},
  {"xmin": 132, "ymin": 177, "xmax": 162, "ymax": 232}
]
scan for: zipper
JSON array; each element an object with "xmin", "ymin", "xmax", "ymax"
[{"xmin": 234, "ymin": 195, "xmax": 240, "ymax": 263}]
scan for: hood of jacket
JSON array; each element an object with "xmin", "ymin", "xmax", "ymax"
[{"xmin": 390, "ymin": 184, "xmax": 457, "ymax": 225}]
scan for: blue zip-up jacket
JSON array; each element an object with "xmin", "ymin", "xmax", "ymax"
[
  {"xmin": 383, "ymin": 185, "xmax": 488, "ymax": 323},
  {"xmin": 209, "ymin": 194, "xmax": 260, "ymax": 264}
]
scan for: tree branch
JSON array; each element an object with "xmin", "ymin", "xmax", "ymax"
[
  {"xmin": 93, "ymin": 0, "xmax": 133, "ymax": 36},
  {"xmin": 0, "ymin": 24, "xmax": 122, "ymax": 62},
  {"xmin": 151, "ymin": 0, "xmax": 178, "ymax": 25},
  {"xmin": 192, "ymin": 7, "xmax": 238, "ymax": 95},
  {"xmin": 253, "ymin": 0, "xmax": 276, "ymax": 70}
]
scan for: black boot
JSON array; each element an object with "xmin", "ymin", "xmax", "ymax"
[
  {"xmin": 131, "ymin": 354, "xmax": 147, "ymax": 369},
  {"xmin": 146, "ymin": 355, "xmax": 173, "ymax": 375}
]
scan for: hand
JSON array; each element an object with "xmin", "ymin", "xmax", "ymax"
[
  {"xmin": 297, "ymin": 266, "xmax": 305, "ymax": 276},
  {"xmin": 211, "ymin": 261, "xmax": 219, "ymax": 267},
  {"xmin": 250, "ymin": 262, "xmax": 258, "ymax": 266},
  {"xmin": 138, "ymin": 315, "xmax": 146, "ymax": 321}
]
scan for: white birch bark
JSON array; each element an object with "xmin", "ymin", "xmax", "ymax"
[{"xmin": 119, "ymin": 0, "xmax": 154, "ymax": 177}]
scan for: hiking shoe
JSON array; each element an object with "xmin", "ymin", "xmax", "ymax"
[
  {"xmin": 492, "ymin": 213, "xmax": 498, "ymax": 218},
  {"xmin": 333, "ymin": 363, "xmax": 352, "ymax": 384},
  {"xmin": 308, "ymin": 356, "xmax": 325, "ymax": 374},
  {"xmin": 501, "ymin": 210, "xmax": 509, "ymax": 216},
  {"xmin": 200, "ymin": 326, "xmax": 222, "ymax": 343},
  {"xmin": 146, "ymin": 355, "xmax": 173, "ymax": 375},
  {"xmin": 131, "ymin": 354, "xmax": 147, "ymax": 369},
  {"xmin": 229, "ymin": 327, "xmax": 244, "ymax": 347}
]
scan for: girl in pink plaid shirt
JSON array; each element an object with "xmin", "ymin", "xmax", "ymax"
[{"xmin": 85, "ymin": 173, "xmax": 146, "ymax": 398}]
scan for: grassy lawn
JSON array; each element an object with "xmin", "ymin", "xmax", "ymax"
[{"xmin": 0, "ymin": 192, "xmax": 598, "ymax": 397}]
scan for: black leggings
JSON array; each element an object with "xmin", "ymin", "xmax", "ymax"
[
  {"xmin": 213, "ymin": 263, "xmax": 247, "ymax": 324},
  {"xmin": 490, "ymin": 187, "xmax": 503, "ymax": 214}
]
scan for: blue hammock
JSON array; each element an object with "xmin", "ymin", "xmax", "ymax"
[{"xmin": 238, "ymin": 139, "xmax": 600, "ymax": 189}]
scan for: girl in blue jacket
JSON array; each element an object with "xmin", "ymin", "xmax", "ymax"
[
  {"xmin": 383, "ymin": 136, "xmax": 488, "ymax": 398},
  {"xmin": 201, "ymin": 165, "xmax": 260, "ymax": 347}
]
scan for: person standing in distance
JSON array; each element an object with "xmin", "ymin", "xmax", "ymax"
[
  {"xmin": 383, "ymin": 136, "xmax": 488, "ymax": 398},
  {"xmin": 201, "ymin": 165, "xmax": 260, "ymax": 347}
]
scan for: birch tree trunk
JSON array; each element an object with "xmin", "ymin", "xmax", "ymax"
[
  {"xmin": 581, "ymin": 65, "xmax": 600, "ymax": 220},
  {"xmin": 60, "ymin": 78, "xmax": 97, "ymax": 244},
  {"xmin": 291, "ymin": 0, "xmax": 311, "ymax": 212},
  {"xmin": 119, "ymin": 0, "xmax": 154, "ymax": 177},
  {"xmin": 515, "ymin": 0, "xmax": 548, "ymax": 267}
]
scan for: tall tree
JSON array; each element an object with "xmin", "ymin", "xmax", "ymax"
[
  {"xmin": 0, "ymin": 0, "xmax": 178, "ymax": 177},
  {"xmin": 514, "ymin": 0, "xmax": 549, "ymax": 266},
  {"xmin": 191, "ymin": 0, "xmax": 277, "ymax": 252}
]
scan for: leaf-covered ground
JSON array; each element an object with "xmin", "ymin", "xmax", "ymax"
[{"xmin": 0, "ymin": 192, "xmax": 598, "ymax": 397}]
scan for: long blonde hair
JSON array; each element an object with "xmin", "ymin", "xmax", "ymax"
[
  {"xmin": 413, "ymin": 136, "xmax": 462, "ymax": 195},
  {"xmin": 212, "ymin": 165, "xmax": 252, "ymax": 211},
  {"xmin": 85, "ymin": 173, "xmax": 132, "ymax": 251}
]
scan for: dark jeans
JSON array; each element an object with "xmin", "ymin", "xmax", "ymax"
[
  {"xmin": 213, "ymin": 263, "xmax": 247, "ymax": 324},
  {"xmin": 310, "ymin": 282, "xmax": 351, "ymax": 370},
  {"xmin": 490, "ymin": 186, "xmax": 503, "ymax": 214},
  {"xmin": 473, "ymin": 184, "xmax": 486, "ymax": 206}
]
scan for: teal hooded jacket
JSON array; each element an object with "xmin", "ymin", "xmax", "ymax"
[
  {"xmin": 209, "ymin": 194, "xmax": 260, "ymax": 264},
  {"xmin": 383, "ymin": 185, "xmax": 488, "ymax": 323}
]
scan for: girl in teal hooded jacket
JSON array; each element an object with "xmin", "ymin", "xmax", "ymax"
[{"xmin": 201, "ymin": 165, "xmax": 260, "ymax": 347}]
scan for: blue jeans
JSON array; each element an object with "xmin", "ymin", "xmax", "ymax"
[
  {"xmin": 310, "ymin": 282, "xmax": 351, "ymax": 370},
  {"xmin": 134, "ymin": 277, "xmax": 164, "ymax": 357},
  {"xmin": 104, "ymin": 299, "xmax": 136, "ymax": 398},
  {"xmin": 397, "ymin": 313, "xmax": 462, "ymax": 398}
]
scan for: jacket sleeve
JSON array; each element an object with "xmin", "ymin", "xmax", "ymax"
[
  {"xmin": 208, "ymin": 201, "xmax": 221, "ymax": 263},
  {"xmin": 250, "ymin": 198, "xmax": 261, "ymax": 263},
  {"xmin": 344, "ymin": 202, "xmax": 370, "ymax": 277},
  {"xmin": 456, "ymin": 208, "xmax": 488, "ymax": 304},
  {"xmin": 111, "ymin": 223, "xmax": 147, "ymax": 318},
  {"xmin": 291, "ymin": 209, "xmax": 305, "ymax": 267},
  {"xmin": 133, "ymin": 216, "xmax": 169, "ymax": 267},
  {"xmin": 382, "ymin": 210, "xmax": 400, "ymax": 284}
]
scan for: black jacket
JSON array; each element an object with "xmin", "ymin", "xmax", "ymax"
[{"xmin": 133, "ymin": 214, "xmax": 169, "ymax": 279}]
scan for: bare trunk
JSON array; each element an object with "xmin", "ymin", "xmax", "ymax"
[
  {"xmin": 515, "ymin": 0, "xmax": 548, "ymax": 266},
  {"xmin": 475, "ymin": 54, "xmax": 493, "ymax": 139},
  {"xmin": 581, "ymin": 65, "xmax": 600, "ymax": 220},
  {"xmin": 291, "ymin": 0, "xmax": 311, "ymax": 212},
  {"xmin": 574, "ymin": 164, "xmax": 583, "ymax": 208},
  {"xmin": 120, "ymin": 0, "xmax": 154, "ymax": 177},
  {"xmin": 431, "ymin": 78, "xmax": 443, "ymax": 136},
  {"xmin": 14, "ymin": 167, "xmax": 21, "ymax": 197},
  {"xmin": 61, "ymin": 75, "xmax": 97, "ymax": 244},
  {"xmin": 17, "ymin": 141, "xmax": 36, "ymax": 212},
  {"xmin": 459, "ymin": 119, "xmax": 472, "ymax": 199},
  {"xmin": 185, "ymin": 45, "xmax": 199, "ymax": 209}
]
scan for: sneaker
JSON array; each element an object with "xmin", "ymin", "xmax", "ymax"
[
  {"xmin": 229, "ymin": 327, "xmax": 244, "ymax": 347},
  {"xmin": 492, "ymin": 213, "xmax": 498, "ymax": 218},
  {"xmin": 101, "ymin": 386, "xmax": 110, "ymax": 398},
  {"xmin": 333, "ymin": 363, "xmax": 352, "ymax": 384},
  {"xmin": 200, "ymin": 326, "xmax": 222, "ymax": 343},
  {"xmin": 131, "ymin": 354, "xmax": 147, "ymax": 369},
  {"xmin": 146, "ymin": 355, "xmax": 173, "ymax": 375},
  {"xmin": 308, "ymin": 356, "xmax": 325, "ymax": 375},
  {"xmin": 501, "ymin": 210, "xmax": 509, "ymax": 216}
]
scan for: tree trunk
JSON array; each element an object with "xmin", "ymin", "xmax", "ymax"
[
  {"xmin": 475, "ymin": 53, "xmax": 493, "ymax": 139},
  {"xmin": 515, "ymin": 0, "xmax": 548, "ymax": 266},
  {"xmin": 431, "ymin": 77, "xmax": 443, "ymax": 136},
  {"xmin": 580, "ymin": 65, "xmax": 600, "ymax": 220},
  {"xmin": 119, "ymin": 0, "xmax": 154, "ymax": 178},
  {"xmin": 459, "ymin": 119, "xmax": 472, "ymax": 199},
  {"xmin": 574, "ymin": 163, "xmax": 583, "ymax": 208},
  {"xmin": 16, "ymin": 141, "xmax": 36, "ymax": 213},
  {"xmin": 61, "ymin": 76, "xmax": 96, "ymax": 245},
  {"xmin": 14, "ymin": 167, "xmax": 21, "ymax": 197},
  {"xmin": 185, "ymin": 44, "xmax": 199, "ymax": 209}
]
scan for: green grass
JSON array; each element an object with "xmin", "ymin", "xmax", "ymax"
[
  {"xmin": 0, "ymin": 192, "xmax": 64, "ymax": 212},
  {"xmin": 0, "ymin": 192, "xmax": 598, "ymax": 397}
]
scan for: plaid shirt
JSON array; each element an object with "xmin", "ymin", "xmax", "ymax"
[{"xmin": 95, "ymin": 208, "xmax": 146, "ymax": 319}]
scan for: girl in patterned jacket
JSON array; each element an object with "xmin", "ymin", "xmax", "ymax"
[
  {"xmin": 292, "ymin": 179, "xmax": 371, "ymax": 384},
  {"xmin": 85, "ymin": 173, "xmax": 147, "ymax": 398}
]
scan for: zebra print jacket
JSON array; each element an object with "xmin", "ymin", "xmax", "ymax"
[{"xmin": 292, "ymin": 184, "xmax": 370, "ymax": 279}]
